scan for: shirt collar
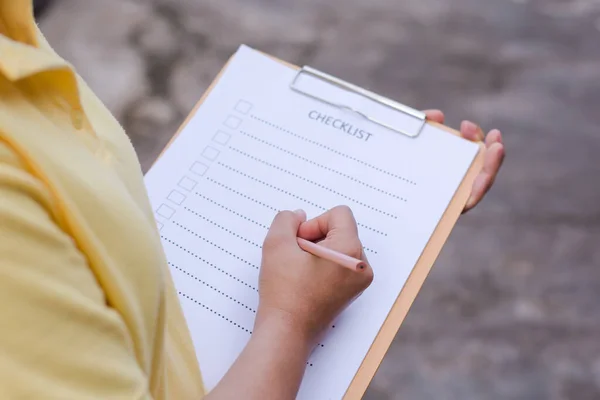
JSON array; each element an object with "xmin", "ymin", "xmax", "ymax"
[{"xmin": 0, "ymin": 0, "xmax": 70, "ymax": 81}]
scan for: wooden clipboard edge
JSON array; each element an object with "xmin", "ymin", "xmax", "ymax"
[
  {"xmin": 155, "ymin": 57, "xmax": 234, "ymax": 164},
  {"xmin": 342, "ymin": 141, "xmax": 484, "ymax": 399},
  {"xmin": 154, "ymin": 50, "xmax": 293, "ymax": 165},
  {"xmin": 151, "ymin": 47, "xmax": 486, "ymax": 397}
]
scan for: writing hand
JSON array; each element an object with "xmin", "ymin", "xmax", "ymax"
[
  {"xmin": 258, "ymin": 206, "xmax": 373, "ymax": 344},
  {"xmin": 207, "ymin": 206, "xmax": 373, "ymax": 400}
]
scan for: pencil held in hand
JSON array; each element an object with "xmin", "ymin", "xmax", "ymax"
[
  {"xmin": 293, "ymin": 205, "xmax": 371, "ymax": 274},
  {"xmin": 259, "ymin": 207, "xmax": 374, "ymax": 353},
  {"xmin": 296, "ymin": 238, "xmax": 366, "ymax": 271}
]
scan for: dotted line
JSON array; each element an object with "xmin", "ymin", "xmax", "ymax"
[
  {"xmin": 183, "ymin": 207, "xmax": 262, "ymax": 248},
  {"xmin": 238, "ymin": 133, "xmax": 407, "ymax": 200},
  {"xmin": 161, "ymin": 236, "xmax": 258, "ymax": 291},
  {"xmin": 218, "ymin": 163, "xmax": 328, "ymax": 211},
  {"xmin": 184, "ymin": 204, "xmax": 379, "ymax": 255},
  {"xmin": 196, "ymin": 190, "xmax": 386, "ymax": 237},
  {"xmin": 363, "ymin": 246, "xmax": 378, "ymax": 255},
  {"xmin": 172, "ymin": 221, "xmax": 259, "ymax": 270},
  {"xmin": 194, "ymin": 193, "xmax": 270, "ymax": 229},
  {"xmin": 172, "ymin": 263, "xmax": 256, "ymax": 313},
  {"xmin": 219, "ymin": 163, "xmax": 397, "ymax": 219},
  {"xmin": 250, "ymin": 115, "xmax": 416, "ymax": 185},
  {"xmin": 206, "ymin": 177, "xmax": 279, "ymax": 212},
  {"xmin": 179, "ymin": 292, "xmax": 252, "ymax": 334},
  {"xmin": 230, "ymin": 146, "xmax": 406, "ymax": 203},
  {"xmin": 205, "ymin": 169, "xmax": 385, "ymax": 236},
  {"xmin": 357, "ymin": 222, "xmax": 387, "ymax": 237}
]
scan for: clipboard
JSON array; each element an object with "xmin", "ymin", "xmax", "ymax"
[{"xmin": 155, "ymin": 46, "xmax": 484, "ymax": 399}]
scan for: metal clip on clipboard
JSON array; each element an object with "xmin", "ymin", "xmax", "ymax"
[{"xmin": 290, "ymin": 66, "xmax": 427, "ymax": 139}]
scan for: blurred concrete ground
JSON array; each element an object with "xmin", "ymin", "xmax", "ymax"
[{"xmin": 39, "ymin": 0, "xmax": 600, "ymax": 399}]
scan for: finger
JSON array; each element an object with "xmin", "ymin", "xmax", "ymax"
[
  {"xmin": 424, "ymin": 109, "xmax": 445, "ymax": 124},
  {"xmin": 465, "ymin": 142, "xmax": 505, "ymax": 210},
  {"xmin": 297, "ymin": 205, "xmax": 358, "ymax": 241},
  {"xmin": 482, "ymin": 142, "xmax": 505, "ymax": 180},
  {"xmin": 485, "ymin": 129, "xmax": 502, "ymax": 147},
  {"xmin": 264, "ymin": 209, "xmax": 306, "ymax": 244},
  {"xmin": 293, "ymin": 208, "xmax": 307, "ymax": 222},
  {"xmin": 465, "ymin": 173, "xmax": 491, "ymax": 211},
  {"xmin": 460, "ymin": 120, "xmax": 485, "ymax": 142}
]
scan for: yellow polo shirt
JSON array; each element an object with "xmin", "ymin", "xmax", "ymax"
[{"xmin": 0, "ymin": 1, "xmax": 204, "ymax": 398}]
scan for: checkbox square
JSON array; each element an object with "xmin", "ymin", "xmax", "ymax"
[
  {"xmin": 168, "ymin": 190, "xmax": 186, "ymax": 205},
  {"xmin": 178, "ymin": 176, "xmax": 197, "ymax": 191},
  {"xmin": 190, "ymin": 162, "xmax": 208, "ymax": 176},
  {"xmin": 212, "ymin": 130, "xmax": 232, "ymax": 145},
  {"xmin": 157, "ymin": 204, "xmax": 175, "ymax": 219},
  {"xmin": 156, "ymin": 221, "xmax": 164, "ymax": 231},
  {"xmin": 224, "ymin": 115, "xmax": 242, "ymax": 129},
  {"xmin": 234, "ymin": 100, "xmax": 252, "ymax": 115},
  {"xmin": 202, "ymin": 146, "xmax": 220, "ymax": 161}
]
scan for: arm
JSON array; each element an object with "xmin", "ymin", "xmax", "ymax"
[
  {"xmin": 207, "ymin": 208, "xmax": 373, "ymax": 400},
  {"xmin": 206, "ymin": 315, "xmax": 311, "ymax": 400}
]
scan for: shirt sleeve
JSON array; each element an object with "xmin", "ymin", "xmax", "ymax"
[{"xmin": 0, "ymin": 144, "xmax": 153, "ymax": 399}]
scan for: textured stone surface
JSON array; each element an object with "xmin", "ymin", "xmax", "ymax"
[{"xmin": 39, "ymin": 0, "xmax": 600, "ymax": 398}]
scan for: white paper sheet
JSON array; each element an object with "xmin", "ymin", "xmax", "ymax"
[{"xmin": 144, "ymin": 45, "xmax": 479, "ymax": 399}]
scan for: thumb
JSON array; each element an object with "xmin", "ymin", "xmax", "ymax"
[{"xmin": 264, "ymin": 209, "xmax": 306, "ymax": 245}]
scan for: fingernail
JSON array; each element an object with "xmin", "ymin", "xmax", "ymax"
[
  {"xmin": 461, "ymin": 120, "xmax": 484, "ymax": 141},
  {"xmin": 293, "ymin": 209, "xmax": 306, "ymax": 219},
  {"xmin": 460, "ymin": 120, "xmax": 472, "ymax": 132},
  {"xmin": 495, "ymin": 130, "xmax": 503, "ymax": 144}
]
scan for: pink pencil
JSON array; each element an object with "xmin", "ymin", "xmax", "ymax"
[{"xmin": 296, "ymin": 237, "xmax": 366, "ymax": 272}]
